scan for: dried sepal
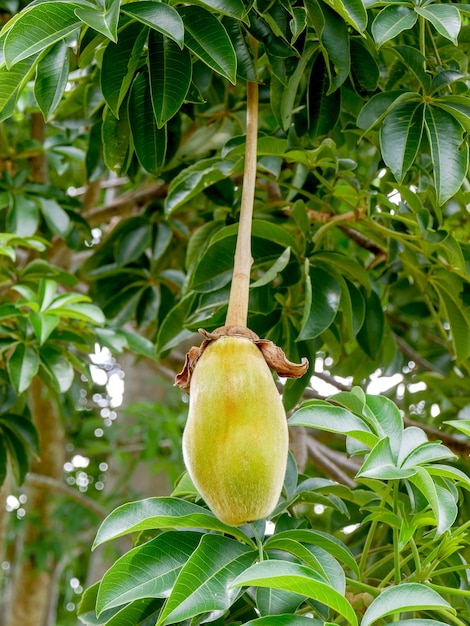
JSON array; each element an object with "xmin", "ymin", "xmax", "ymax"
[
  {"xmin": 175, "ymin": 325, "xmax": 309, "ymax": 392},
  {"xmin": 255, "ymin": 339, "xmax": 309, "ymax": 378}
]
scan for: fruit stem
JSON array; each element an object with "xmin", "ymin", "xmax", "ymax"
[{"xmin": 225, "ymin": 62, "xmax": 258, "ymax": 328}]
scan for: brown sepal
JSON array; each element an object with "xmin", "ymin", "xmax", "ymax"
[
  {"xmin": 255, "ymin": 339, "xmax": 309, "ymax": 378},
  {"xmin": 175, "ymin": 326, "xmax": 309, "ymax": 393}
]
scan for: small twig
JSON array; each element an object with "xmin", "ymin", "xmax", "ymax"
[
  {"xmin": 84, "ymin": 181, "xmax": 168, "ymax": 225},
  {"xmin": 306, "ymin": 437, "xmax": 357, "ymax": 488},
  {"xmin": 394, "ymin": 334, "xmax": 445, "ymax": 375},
  {"xmin": 26, "ymin": 473, "xmax": 107, "ymax": 519}
]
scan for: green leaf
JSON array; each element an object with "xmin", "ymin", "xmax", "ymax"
[
  {"xmin": 434, "ymin": 95, "xmax": 470, "ymax": 133},
  {"xmin": 407, "ymin": 467, "xmax": 457, "ymax": 536},
  {"xmin": 102, "ymin": 105, "xmax": 131, "ymax": 173},
  {"xmin": 100, "ymin": 22, "xmax": 147, "ymax": 118},
  {"xmin": 251, "ymin": 248, "xmax": 291, "ymax": 288},
  {"xmin": 281, "ymin": 43, "xmax": 316, "ymax": 131},
  {"xmin": 289, "ymin": 400, "xmax": 377, "ymax": 448},
  {"xmin": 114, "ymin": 219, "xmax": 151, "ymax": 266},
  {"xmin": 75, "ymin": 0, "xmax": 120, "ymax": 42},
  {"xmin": 424, "ymin": 105, "xmax": 468, "ymax": 205},
  {"xmin": 157, "ymin": 534, "xmax": 257, "ymax": 625},
  {"xmin": 319, "ymin": 3, "xmax": 351, "ymax": 93},
  {"xmin": 0, "ymin": 414, "xmax": 39, "ymax": 455},
  {"xmin": 380, "ymin": 101, "xmax": 424, "ymax": 182},
  {"xmin": 265, "ymin": 529, "xmax": 359, "ymax": 576},
  {"xmin": 392, "ymin": 46, "xmax": 430, "ymax": 91},
  {"xmin": 357, "ymin": 438, "xmax": 416, "ymax": 480},
  {"xmin": 4, "ymin": 2, "xmax": 83, "ymax": 67},
  {"xmin": 361, "ymin": 583, "xmax": 453, "ymax": 626},
  {"xmin": 92, "ymin": 497, "xmax": 256, "ymax": 550},
  {"xmin": 178, "ymin": 5, "xmax": 236, "ymax": 84},
  {"xmin": 256, "ymin": 587, "xmax": 305, "ymax": 618},
  {"xmin": 0, "ymin": 56, "xmax": 38, "ymax": 119},
  {"xmin": 0, "ymin": 440, "xmax": 6, "ymax": 486},
  {"xmin": 4, "ymin": 429, "xmax": 30, "ymax": 484},
  {"xmin": 34, "ymin": 41, "xmax": 69, "ymax": 119},
  {"xmin": 121, "ymin": 2, "xmax": 184, "ymax": 47},
  {"xmin": 39, "ymin": 345, "xmax": 75, "ymax": 392},
  {"xmin": 119, "ymin": 329, "xmax": 157, "ymax": 361},
  {"xmin": 308, "ymin": 52, "xmax": 341, "ymax": 139},
  {"xmin": 325, "ymin": 0, "xmax": 367, "ymax": 33},
  {"xmin": 184, "ymin": 0, "xmax": 247, "ymax": 20},
  {"xmin": 298, "ymin": 266, "xmax": 341, "ymax": 340},
  {"xmin": 38, "ymin": 198, "xmax": 71, "ymax": 238},
  {"xmin": 244, "ymin": 617, "xmax": 324, "ymax": 626},
  {"xmin": 165, "ymin": 157, "xmax": 242, "ymax": 214},
  {"xmin": 357, "ymin": 290, "xmax": 384, "ymax": 360},
  {"xmin": 97, "ymin": 531, "xmax": 203, "ymax": 613},
  {"xmin": 30, "ymin": 312, "xmax": 60, "ymax": 345},
  {"xmin": 7, "ymin": 344, "xmax": 40, "ymax": 394},
  {"xmin": 155, "ymin": 293, "xmax": 196, "ymax": 355},
  {"xmin": 148, "ymin": 30, "xmax": 192, "ymax": 128},
  {"xmin": 232, "ymin": 561, "xmax": 358, "ymax": 626},
  {"xmin": 223, "ymin": 17, "xmax": 257, "ymax": 81},
  {"xmin": 357, "ymin": 91, "xmax": 415, "ymax": 132},
  {"xmin": 129, "ymin": 73, "xmax": 167, "ymax": 175},
  {"xmin": 415, "ymin": 5, "xmax": 460, "ymax": 45},
  {"xmin": 386, "ymin": 621, "xmax": 450, "ymax": 626},
  {"xmin": 371, "ymin": 6, "xmax": 417, "ymax": 47},
  {"xmin": 350, "ymin": 38, "xmax": 379, "ymax": 92},
  {"xmin": 50, "ymin": 302, "xmax": 105, "ymax": 325},
  {"xmin": 8, "ymin": 194, "xmax": 39, "ymax": 237},
  {"xmin": 364, "ymin": 395, "xmax": 403, "ymax": 459},
  {"xmin": 400, "ymin": 441, "xmax": 455, "ymax": 469}
]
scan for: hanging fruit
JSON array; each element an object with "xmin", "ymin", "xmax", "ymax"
[{"xmin": 175, "ymin": 56, "xmax": 308, "ymax": 526}]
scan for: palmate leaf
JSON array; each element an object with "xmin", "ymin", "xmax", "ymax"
[
  {"xmin": 424, "ymin": 105, "xmax": 469, "ymax": 205},
  {"xmin": 361, "ymin": 583, "xmax": 453, "ymax": 626},
  {"xmin": 157, "ymin": 534, "xmax": 257, "ymax": 625},
  {"xmin": 148, "ymin": 30, "xmax": 192, "ymax": 128},
  {"xmin": 232, "ymin": 561, "xmax": 358, "ymax": 626},
  {"xmin": 3, "ymin": 2, "xmax": 84, "ymax": 67}
]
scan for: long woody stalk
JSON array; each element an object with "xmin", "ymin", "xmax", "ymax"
[{"xmin": 225, "ymin": 78, "xmax": 259, "ymax": 328}]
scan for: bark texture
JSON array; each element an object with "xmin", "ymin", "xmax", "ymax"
[{"xmin": 5, "ymin": 378, "xmax": 64, "ymax": 626}]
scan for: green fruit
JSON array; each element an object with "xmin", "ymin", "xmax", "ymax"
[{"xmin": 182, "ymin": 335, "xmax": 288, "ymax": 526}]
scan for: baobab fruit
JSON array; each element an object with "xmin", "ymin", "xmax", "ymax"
[{"xmin": 176, "ymin": 326, "xmax": 308, "ymax": 526}]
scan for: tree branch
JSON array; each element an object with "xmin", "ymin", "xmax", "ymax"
[{"xmin": 25, "ymin": 474, "xmax": 107, "ymax": 519}]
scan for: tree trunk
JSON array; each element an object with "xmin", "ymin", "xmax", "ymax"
[{"xmin": 5, "ymin": 378, "xmax": 64, "ymax": 626}]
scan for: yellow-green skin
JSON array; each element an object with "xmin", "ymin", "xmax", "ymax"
[{"xmin": 182, "ymin": 335, "xmax": 288, "ymax": 526}]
